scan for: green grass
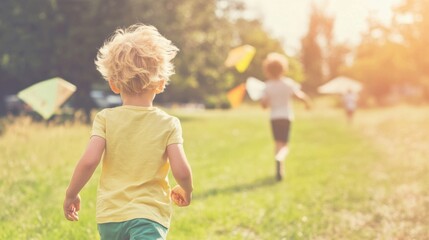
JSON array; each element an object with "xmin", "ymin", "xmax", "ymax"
[{"xmin": 0, "ymin": 104, "xmax": 428, "ymax": 239}]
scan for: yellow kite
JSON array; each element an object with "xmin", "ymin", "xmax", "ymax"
[{"xmin": 225, "ymin": 45, "xmax": 256, "ymax": 73}]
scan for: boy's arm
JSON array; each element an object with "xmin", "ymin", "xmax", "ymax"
[
  {"xmin": 294, "ymin": 89, "xmax": 312, "ymax": 109},
  {"xmin": 167, "ymin": 143, "xmax": 193, "ymax": 205},
  {"xmin": 64, "ymin": 136, "xmax": 105, "ymax": 221},
  {"xmin": 260, "ymin": 95, "xmax": 269, "ymax": 109}
]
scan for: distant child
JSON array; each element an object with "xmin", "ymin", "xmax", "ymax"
[
  {"xmin": 260, "ymin": 53, "xmax": 311, "ymax": 181},
  {"xmin": 342, "ymin": 89, "xmax": 358, "ymax": 124},
  {"xmin": 63, "ymin": 24, "xmax": 193, "ymax": 240}
]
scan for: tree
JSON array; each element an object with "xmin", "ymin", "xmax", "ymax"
[
  {"xmin": 231, "ymin": 18, "xmax": 304, "ymax": 85},
  {"xmin": 0, "ymin": 0, "xmax": 129, "ymax": 119},
  {"xmin": 0, "ymin": 0, "xmax": 60, "ymax": 93},
  {"xmin": 300, "ymin": 4, "xmax": 349, "ymax": 93},
  {"xmin": 341, "ymin": 0, "xmax": 429, "ymax": 105},
  {"xmin": 155, "ymin": 0, "xmax": 239, "ymax": 103},
  {"xmin": 393, "ymin": 0, "xmax": 429, "ymax": 100},
  {"xmin": 0, "ymin": 0, "xmax": 291, "ymax": 115},
  {"xmin": 0, "ymin": 0, "xmax": 61, "ymax": 115}
]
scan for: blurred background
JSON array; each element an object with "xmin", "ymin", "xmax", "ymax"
[
  {"xmin": 1, "ymin": 0, "xmax": 428, "ymax": 122},
  {"xmin": 1, "ymin": 1, "xmax": 429, "ymax": 239}
]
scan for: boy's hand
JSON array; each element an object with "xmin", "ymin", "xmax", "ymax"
[
  {"xmin": 305, "ymin": 101, "xmax": 312, "ymax": 110},
  {"xmin": 63, "ymin": 194, "xmax": 81, "ymax": 221},
  {"xmin": 171, "ymin": 185, "xmax": 192, "ymax": 207}
]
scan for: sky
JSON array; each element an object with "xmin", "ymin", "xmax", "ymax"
[{"xmin": 241, "ymin": 0, "xmax": 403, "ymax": 55}]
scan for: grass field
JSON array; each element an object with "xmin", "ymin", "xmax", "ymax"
[{"xmin": 0, "ymin": 103, "xmax": 428, "ymax": 239}]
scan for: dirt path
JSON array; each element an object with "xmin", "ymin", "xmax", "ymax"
[{"xmin": 354, "ymin": 105, "xmax": 429, "ymax": 239}]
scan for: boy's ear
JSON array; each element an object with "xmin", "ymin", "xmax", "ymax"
[
  {"xmin": 108, "ymin": 81, "xmax": 121, "ymax": 94},
  {"xmin": 155, "ymin": 80, "xmax": 166, "ymax": 94}
]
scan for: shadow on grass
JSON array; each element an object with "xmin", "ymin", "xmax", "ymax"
[{"xmin": 194, "ymin": 176, "xmax": 277, "ymax": 200}]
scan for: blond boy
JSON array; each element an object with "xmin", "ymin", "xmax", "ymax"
[
  {"xmin": 63, "ymin": 24, "xmax": 193, "ymax": 239},
  {"xmin": 261, "ymin": 53, "xmax": 311, "ymax": 181}
]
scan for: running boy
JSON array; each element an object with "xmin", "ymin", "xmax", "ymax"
[
  {"xmin": 261, "ymin": 53, "xmax": 311, "ymax": 181},
  {"xmin": 63, "ymin": 24, "xmax": 193, "ymax": 239}
]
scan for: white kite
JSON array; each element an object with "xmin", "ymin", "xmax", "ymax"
[
  {"xmin": 17, "ymin": 77, "xmax": 77, "ymax": 119},
  {"xmin": 245, "ymin": 77, "xmax": 266, "ymax": 101},
  {"xmin": 318, "ymin": 76, "xmax": 362, "ymax": 94}
]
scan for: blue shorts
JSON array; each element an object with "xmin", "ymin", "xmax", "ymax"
[{"xmin": 98, "ymin": 218, "xmax": 168, "ymax": 240}]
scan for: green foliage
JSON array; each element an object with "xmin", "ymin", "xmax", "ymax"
[
  {"xmin": 344, "ymin": 37, "xmax": 416, "ymax": 105},
  {"xmin": 300, "ymin": 6, "xmax": 324, "ymax": 92},
  {"xmin": 203, "ymin": 96, "xmax": 219, "ymax": 109},
  {"xmin": 0, "ymin": 120, "xmax": 5, "ymax": 136},
  {"xmin": 0, "ymin": 0, "xmax": 309, "ymax": 110},
  {"xmin": 1, "ymin": 0, "xmax": 287, "ymax": 105},
  {"xmin": 231, "ymin": 19, "xmax": 305, "ymax": 84},
  {"xmin": 393, "ymin": 0, "xmax": 429, "ymax": 99},
  {"xmin": 287, "ymin": 56, "xmax": 305, "ymax": 83},
  {"xmin": 342, "ymin": 0, "xmax": 429, "ymax": 104},
  {"xmin": 155, "ymin": 0, "xmax": 238, "ymax": 103},
  {"xmin": 203, "ymin": 95, "xmax": 231, "ymax": 109}
]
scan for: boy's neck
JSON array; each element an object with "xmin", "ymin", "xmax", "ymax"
[{"xmin": 120, "ymin": 91, "xmax": 156, "ymax": 107}]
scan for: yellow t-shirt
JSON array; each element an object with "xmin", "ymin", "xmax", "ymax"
[{"xmin": 91, "ymin": 105, "xmax": 183, "ymax": 228}]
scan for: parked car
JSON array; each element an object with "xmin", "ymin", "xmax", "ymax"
[
  {"xmin": 4, "ymin": 95, "xmax": 28, "ymax": 115},
  {"xmin": 90, "ymin": 90, "xmax": 122, "ymax": 108}
]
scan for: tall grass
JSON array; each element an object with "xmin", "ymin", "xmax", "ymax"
[{"xmin": 0, "ymin": 104, "xmax": 428, "ymax": 239}]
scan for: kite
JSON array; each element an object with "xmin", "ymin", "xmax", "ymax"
[
  {"xmin": 227, "ymin": 77, "xmax": 268, "ymax": 108},
  {"xmin": 224, "ymin": 45, "xmax": 256, "ymax": 73},
  {"xmin": 17, "ymin": 77, "xmax": 77, "ymax": 119},
  {"xmin": 245, "ymin": 77, "xmax": 265, "ymax": 101},
  {"xmin": 318, "ymin": 76, "xmax": 362, "ymax": 94},
  {"xmin": 226, "ymin": 83, "xmax": 246, "ymax": 108}
]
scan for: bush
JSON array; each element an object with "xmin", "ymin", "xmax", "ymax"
[
  {"xmin": 204, "ymin": 95, "xmax": 231, "ymax": 109},
  {"xmin": 204, "ymin": 96, "xmax": 218, "ymax": 109},
  {"xmin": 219, "ymin": 97, "xmax": 231, "ymax": 110},
  {"xmin": 0, "ymin": 120, "xmax": 5, "ymax": 136}
]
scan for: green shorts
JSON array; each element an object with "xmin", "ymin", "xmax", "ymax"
[{"xmin": 98, "ymin": 218, "xmax": 168, "ymax": 240}]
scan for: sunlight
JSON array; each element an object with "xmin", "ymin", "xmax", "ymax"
[{"xmin": 242, "ymin": 0, "xmax": 403, "ymax": 53}]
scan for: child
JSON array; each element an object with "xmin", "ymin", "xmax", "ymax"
[
  {"xmin": 260, "ymin": 53, "xmax": 311, "ymax": 181},
  {"xmin": 342, "ymin": 88, "xmax": 358, "ymax": 124},
  {"xmin": 63, "ymin": 24, "xmax": 193, "ymax": 240}
]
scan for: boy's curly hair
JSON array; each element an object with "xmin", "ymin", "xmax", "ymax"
[
  {"xmin": 95, "ymin": 24, "xmax": 179, "ymax": 94},
  {"xmin": 262, "ymin": 52, "xmax": 288, "ymax": 79}
]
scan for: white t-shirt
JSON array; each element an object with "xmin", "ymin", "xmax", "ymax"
[
  {"xmin": 343, "ymin": 91, "xmax": 358, "ymax": 111},
  {"xmin": 262, "ymin": 77, "xmax": 300, "ymax": 120}
]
